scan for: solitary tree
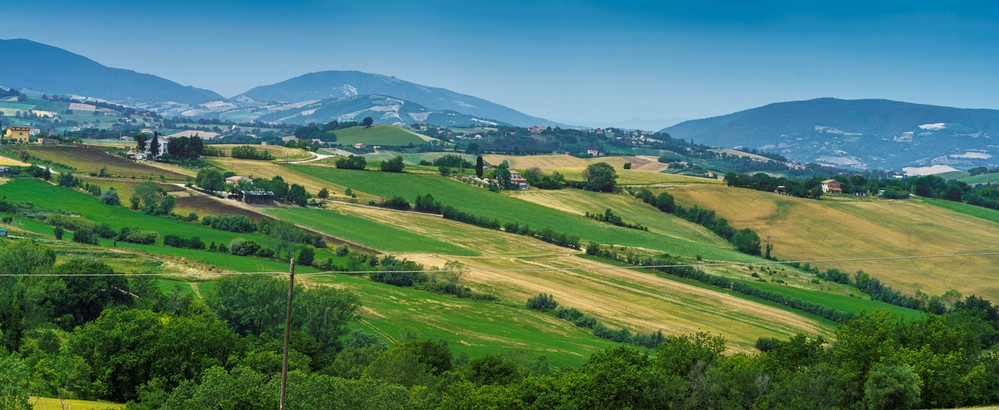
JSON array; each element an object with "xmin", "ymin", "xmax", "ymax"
[
  {"xmin": 582, "ymin": 162, "xmax": 618, "ymax": 192},
  {"xmin": 362, "ymin": 117, "xmax": 374, "ymax": 128},
  {"xmin": 475, "ymin": 156, "xmax": 484, "ymax": 178}
]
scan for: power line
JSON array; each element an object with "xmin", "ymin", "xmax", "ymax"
[{"xmin": 1, "ymin": 250, "xmax": 997, "ymax": 277}]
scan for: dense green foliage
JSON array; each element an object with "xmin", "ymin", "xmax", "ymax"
[
  {"xmin": 230, "ymin": 146, "xmax": 275, "ymax": 160},
  {"xmin": 380, "ymin": 156, "xmax": 406, "ymax": 172},
  {"xmin": 2, "ymin": 230, "xmax": 999, "ymax": 409},
  {"xmin": 335, "ymin": 155, "xmax": 368, "ymax": 170},
  {"xmin": 582, "ymin": 162, "xmax": 618, "ymax": 192}
]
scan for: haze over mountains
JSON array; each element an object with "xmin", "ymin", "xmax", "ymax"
[
  {"xmin": 2, "ymin": 39, "xmax": 998, "ymax": 170},
  {"xmin": 664, "ymin": 98, "xmax": 999, "ymax": 170}
]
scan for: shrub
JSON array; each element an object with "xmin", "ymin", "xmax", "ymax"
[
  {"xmin": 72, "ymin": 227, "xmax": 100, "ymax": 245},
  {"xmin": 379, "ymin": 156, "xmax": 405, "ymax": 172},
  {"xmin": 100, "ymin": 189, "xmax": 121, "ymax": 206},
  {"xmin": 164, "ymin": 234, "xmax": 206, "ymax": 249},
  {"xmin": 117, "ymin": 227, "xmax": 158, "ymax": 244},
  {"xmin": 335, "ymin": 244, "xmax": 350, "ymax": 256},
  {"xmin": 526, "ymin": 293, "xmax": 559, "ymax": 311},
  {"xmin": 230, "ymin": 146, "xmax": 274, "ymax": 160},
  {"xmin": 54, "ymin": 226, "xmax": 64, "ymax": 240},
  {"xmin": 201, "ymin": 215, "xmax": 257, "ymax": 233},
  {"xmin": 229, "ymin": 238, "xmax": 261, "ymax": 256},
  {"xmin": 335, "ymin": 155, "xmax": 367, "ymax": 170},
  {"xmin": 378, "ymin": 196, "xmax": 411, "ymax": 211},
  {"xmin": 297, "ymin": 247, "xmax": 315, "ymax": 266}
]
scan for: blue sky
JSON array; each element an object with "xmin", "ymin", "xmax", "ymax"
[{"xmin": 3, "ymin": 0, "xmax": 997, "ymax": 127}]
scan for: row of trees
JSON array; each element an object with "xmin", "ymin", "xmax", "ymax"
[
  {"xmin": 630, "ymin": 188, "xmax": 764, "ymax": 256},
  {"xmin": 725, "ymin": 171, "xmax": 999, "ymax": 210}
]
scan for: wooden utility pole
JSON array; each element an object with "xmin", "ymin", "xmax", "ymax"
[{"xmin": 279, "ymin": 258, "xmax": 295, "ymax": 410}]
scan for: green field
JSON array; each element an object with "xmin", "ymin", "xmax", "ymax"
[
  {"xmin": 917, "ymin": 196, "xmax": 999, "ymax": 224},
  {"xmin": 331, "ymin": 126, "xmax": 430, "ymax": 146},
  {"xmin": 959, "ymin": 172, "xmax": 999, "ymax": 185},
  {"xmin": 746, "ymin": 279, "xmax": 924, "ymax": 319},
  {"xmin": 287, "ymin": 165, "xmax": 756, "ymax": 261},
  {"xmin": 310, "ymin": 273, "xmax": 624, "ymax": 366},
  {"xmin": 0, "ymin": 179, "xmax": 329, "ymax": 272},
  {"xmin": 263, "ymin": 207, "xmax": 476, "ymax": 255}
]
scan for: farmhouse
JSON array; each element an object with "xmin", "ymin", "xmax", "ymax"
[
  {"xmin": 354, "ymin": 143, "xmax": 367, "ymax": 149},
  {"xmin": 821, "ymin": 179, "xmax": 843, "ymax": 194},
  {"xmin": 147, "ymin": 136, "xmax": 169, "ymax": 157},
  {"xmin": 509, "ymin": 170, "xmax": 528, "ymax": 190},
  {"xmin": 3, "ymin": 126, "xmax": 30, "ymax": 142},
  {"xmin": 586, "ymin": 149, "xmax": 602, "ymax": 156},
  {"xmin": 240, "ymin": 190, "xmax": 275, "ymax": 205}
]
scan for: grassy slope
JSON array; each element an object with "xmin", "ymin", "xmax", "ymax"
[
  {"xmin": 286, "ymin": 165, "xmax": 754, "ymax": 261},
  {"xmin": 332, "ymin": 126, "xmax": 428, "ymax": 146},
  {"xmin": 916, "ymin": 197, "xmax": 999, "ymax": 224},
  {"xmin": 263, "ymin": 207, "xmax": 475, "ymax": 255},
  {"xmin": 959, "ymin": 172, "xmax": 999, "ymax": 185},
  {"xmin": 669, "ymin": 184, "xmax": 999, "ymax": 301},
  {"xmin": 0, "ymin": 179, "xmax": 327, "ymax": 272},
  {"xmin": 308, "ymin": 274, "xmax": 620, "ymax": 367}
]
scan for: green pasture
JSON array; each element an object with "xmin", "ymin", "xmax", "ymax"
[{"xmin": 286, "ymin": 165, "xmax": 755, "ymax": 261}]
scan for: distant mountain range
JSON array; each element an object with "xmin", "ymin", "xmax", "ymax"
[
  {"xmin": 236, "ymin": 71, "xmax": 554, "ymax": 127},
  {"xmin": 0, "ymin": 39, "xmax": 551, "ymax": 127},
  {"xmin": 663, "ymin": 98, "xmax": 999, "ymax": 170},
  {"xmin": 0, "ymin": 39, "xmax": 222, "ymax": 104}
]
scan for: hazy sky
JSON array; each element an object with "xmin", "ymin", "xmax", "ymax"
[{"xmin": 3, "ymin": 1, "xmax": 997, "ymax": 127}]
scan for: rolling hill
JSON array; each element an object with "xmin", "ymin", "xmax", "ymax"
[
  {"xmin": 663, "ymin": 98, "xmax": 999, "ymax": 171},
  {"xmin": 236, "ymin": 70, "xmax": 555, "ymax": 127},
  {"xmin": 0, "ymin": 39, "xmax": 222, "ymax": 104},
  {"xmin": 667, "ymin": 184, "xmax": 999, "ymax": 300}
]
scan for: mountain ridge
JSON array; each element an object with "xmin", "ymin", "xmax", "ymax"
[
  {"xmin": 662, "ymin": 98, "xmax": 999, "ymax": 170},
  {"xmin": 0, "ymin": 38, "xmax": 223, "ymax": 104},
  {"xmin": 236, "ymin": 70, "xmax": 555, "ymax": 127}
]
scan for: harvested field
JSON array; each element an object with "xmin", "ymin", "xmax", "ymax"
[
  {"xmin": 19, "ymin": 145, "xmax": 190, "ymax": 179},
  {"xmin": 669, "ymin": 184, "xmax": 999, "ymax": 301}
]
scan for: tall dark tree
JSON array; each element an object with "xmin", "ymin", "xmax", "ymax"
[
  {"xmin": 134, "ymin": 134, "xmax": 148, "ymax": 151},
  {"xmin": 148, "ymin": 133, "xmax": 160, "ymax": 158},
  {"xmin": 582, "ymin": 162, "xmax": 618, "ymax": 192},
  {"xmin": 475, "ymin": 156, "xmax": 484, "ymax": 178}
]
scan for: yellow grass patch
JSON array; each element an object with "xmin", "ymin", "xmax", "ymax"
[
  {"xmin": 669, "ymin": 184, "xmax": 999, "ymax": 300},
  {"xmin": 321, "ymin": 201, "xmax": 831, "ymax": 351},
  {"xmin": 0, "ymin": 155, "xmax": 29, "ymax": 166},
  {"xmin": 30, "ymin": 397, "xmax": 124, "ymax": 410}
]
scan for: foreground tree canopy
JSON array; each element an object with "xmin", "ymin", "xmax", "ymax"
[{"xmin": 1, "ymin": 239, "xmax": 998, "ymax": 409}]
